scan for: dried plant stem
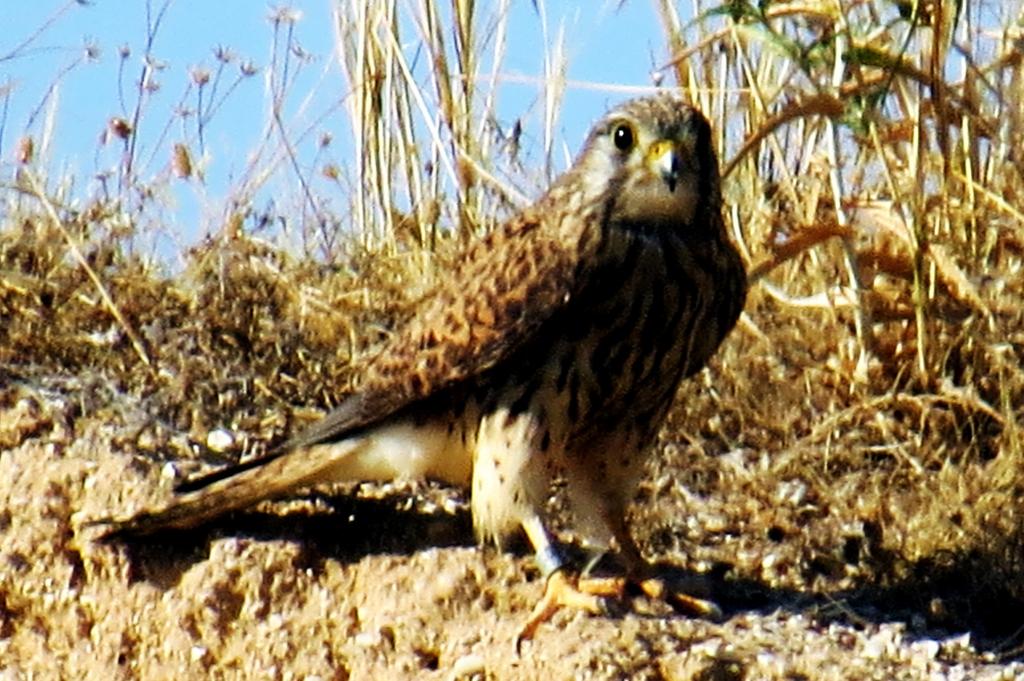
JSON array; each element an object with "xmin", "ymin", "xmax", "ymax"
[{"xmin": 22, "ymin": 170, "xmax": 152, "ymax": 369}]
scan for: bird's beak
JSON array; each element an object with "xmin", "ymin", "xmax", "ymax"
[{"xmin": 648, "ymin": 139, "xmax": 681, "ymax": 193}]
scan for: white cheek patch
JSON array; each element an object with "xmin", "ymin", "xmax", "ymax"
[{"xmin": 580, "ymin": 144, "xmax": 620, "ymax": 201}]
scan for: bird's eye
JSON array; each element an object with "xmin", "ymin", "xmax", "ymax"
[{"xmin": 612, "ymin": 123, "xmax": 635, "ymax": 151}]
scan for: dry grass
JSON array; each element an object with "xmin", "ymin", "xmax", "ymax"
[{"xmin": 3, "ymin": 0, "xmax": 1024, "ymax": 668}]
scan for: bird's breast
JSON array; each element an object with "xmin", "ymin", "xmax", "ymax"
[{"xmin": 542, "ymin": 228, "xmax": 739, "ymax": 446}]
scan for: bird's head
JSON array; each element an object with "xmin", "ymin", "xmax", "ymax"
[{"xmin": 569, "ymin": 93, "xmax": 720, "ymax": 235}]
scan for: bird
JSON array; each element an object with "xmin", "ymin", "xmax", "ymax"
[{"xmin": 91, "ymin": 92, "xmax": 748, "ymax": 642}]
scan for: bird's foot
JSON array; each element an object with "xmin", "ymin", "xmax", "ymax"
[
  {"xmin": 632, "ymin": 575, "xmax": 722, "ymax": 620},
  {"xmin": 515, "ymin": 571, "xmax": 721, "ymax": 649},
  {"xmin": 515, "ymin": 569, "xmax": 622, "ymax": 649}
]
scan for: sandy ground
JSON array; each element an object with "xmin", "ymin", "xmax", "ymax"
[{"xmin": 1, "ymin": 375, "xmax": 1021, "ymax": 681}]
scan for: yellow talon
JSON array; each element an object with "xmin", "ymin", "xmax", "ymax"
[
  {"xmin": 516, "ymin": 570, "xmax": 611, "ymax": 650},
  {"xmin": 516, "ymin": 570, "xmax": 721, "ymax": 650}
]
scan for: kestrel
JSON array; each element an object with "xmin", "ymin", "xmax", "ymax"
[{"xmin": 94, "ymin": 93, "xmax": 748, "ymax": 642}]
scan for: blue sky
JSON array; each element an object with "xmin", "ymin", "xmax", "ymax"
[{"xmin": 2, "ymin": 1, "xmax": 693, "ymax": 255}]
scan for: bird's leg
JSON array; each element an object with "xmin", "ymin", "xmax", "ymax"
[
  {"xmin": 515, "ymin": 516, "xmax": 614, "ymax": 647},
  {"xmin": 515, "ymin": 508, "xmax": 721, "ymax": 646}
]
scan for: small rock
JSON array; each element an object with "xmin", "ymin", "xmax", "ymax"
[
  {"xmin": 450, "ymin": 653, "xmax": 485, "ymax": 679},
  {"xmin": 206, "ymin": 428, "xmax": 234, "ymax": 452}
]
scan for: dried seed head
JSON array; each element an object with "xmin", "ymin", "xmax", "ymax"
[
  {"xmin": 172, "ymin": 143, "xmax": 193, "ymax": 179},
  {"xmin": 108, "ymin": 117, "xmax": 133, "ymax": 140},
  {"xmin": 269, "ymin": 6, "xmax": 302, "ymax": 25},
  {"xmin": 213, "ymin": 45, "xmax": 235, "ymax": 63},
  {"xmin": 191, "ymin": 67, "xmax": 211, "ymax": 87},
  {"xmin": 16, "ymin": 136, "xmax": 34, "ymax": 165}
]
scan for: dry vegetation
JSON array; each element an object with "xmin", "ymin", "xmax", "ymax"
[{"xmin": 2, "ymin": 0, "xmax": 1024, "ymax": 678}]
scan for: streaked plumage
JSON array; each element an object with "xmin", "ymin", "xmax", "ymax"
[{"xmin": 94, "ymin": 93, "xmax": 747, "ymax": 639}]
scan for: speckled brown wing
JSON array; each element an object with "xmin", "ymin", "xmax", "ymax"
[
  {"xmin": 161, "ymin": 196, "xmax": 603, "ymax": 499},
  {"xmin": 95, "ymin": 201, "xmax": 601, "ymax": 538},
  {"xmin": 315, "ymin": 207, "xmax": 600, "ymax": 439}
]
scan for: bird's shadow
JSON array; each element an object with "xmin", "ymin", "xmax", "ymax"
[
  {"xmin": 117, "ymin": 491, "xmax": 478, "ymax": 589},
  {"xmin": 114, "ymin": 497, "xmax": 1024, "ymax": 661},
  {"xmin": 531, "ymin": 545, "xmax": 1024, "ymax": 660},
  {"xmin": 661, "ymin": 551, "xmax": 1024, "ymax": 662}
]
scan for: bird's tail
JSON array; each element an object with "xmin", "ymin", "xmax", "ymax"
[{"xmin": 89, "ymin": 438, "xmax": 363, "ymax": 539}]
